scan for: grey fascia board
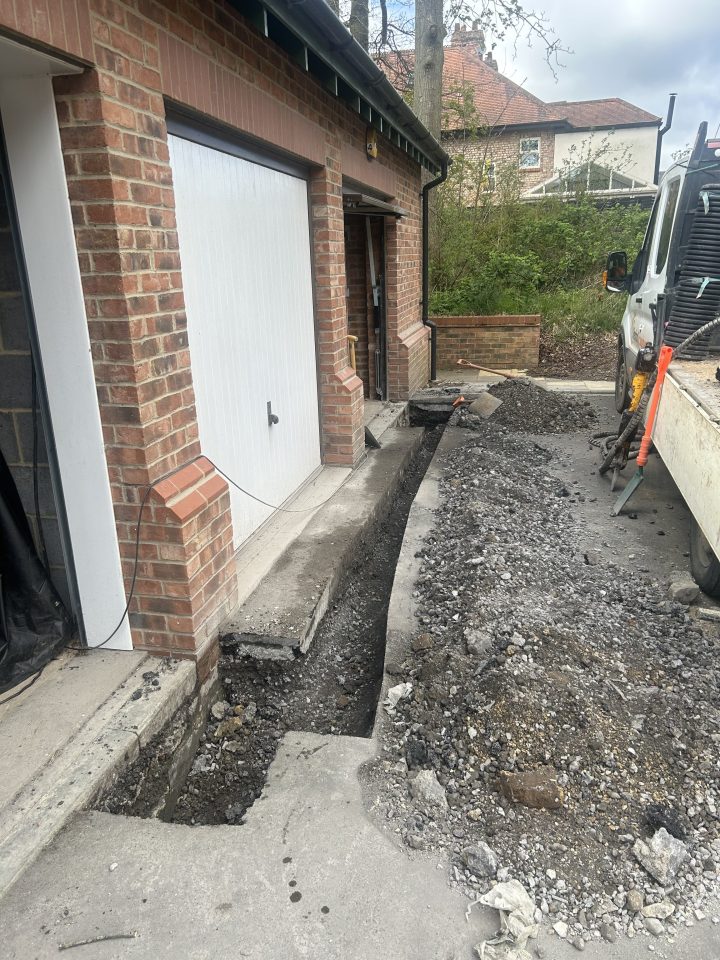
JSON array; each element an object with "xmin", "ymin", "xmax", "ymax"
[{"xmin": 230, "ymin": 0, "xmax": 448, "ymax": 173}]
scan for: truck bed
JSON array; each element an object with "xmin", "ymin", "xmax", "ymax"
[{"xmin": 653, "ymin": 358, "xmax": 720, "ymax": 554}]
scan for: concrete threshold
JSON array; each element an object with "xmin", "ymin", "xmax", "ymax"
[
  {"xmin": 223, "ymin": 424, "xmax": 423, "ymax": 658},
  {"xmin": 0, "ymin": 652, "xmax": 196, "ymax": 898}
]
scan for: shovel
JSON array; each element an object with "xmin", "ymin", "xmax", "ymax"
[{"xmin": 612, "ymin": 345, "xmax": 673, "ymax": 515}]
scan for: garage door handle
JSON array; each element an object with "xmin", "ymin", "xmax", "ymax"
[{"xmin": 267, "ymin": 401, "xmax": 279, "ymax": 426}]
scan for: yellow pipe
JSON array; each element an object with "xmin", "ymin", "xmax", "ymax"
[{"xmin": 629, "ymin": 371, "xmax": 648, "ymax": 412}]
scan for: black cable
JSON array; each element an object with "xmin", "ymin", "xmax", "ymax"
[
  {"xmin": 90, "ymin": 481, "xmax": 155, "ymax": 651},
  {"xmin": 0, "ymin": 663, "xmax": 45, "ymax": 706},
  {"xmin": 87, "ymin": 449, "xmax": 369, "ymax": 651}
]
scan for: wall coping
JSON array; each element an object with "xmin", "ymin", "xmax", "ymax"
[{"xmin": 432, "ymin": 315, "xmax": 540, "ymax": 328}]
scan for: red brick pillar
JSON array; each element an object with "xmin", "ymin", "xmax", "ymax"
[
  {"xmin": 310, "ymin": 160, "xmax": 364, "ymax": 465},
  {"xmin": 53, "ymin": 5, "xmax": 236, "ymax": 676},
  {"xmin": 384, "ymin": 212, "xmax": 429, "ymax": 400}
]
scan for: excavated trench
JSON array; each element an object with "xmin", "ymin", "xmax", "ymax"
[{"xmin": 98, "ymin": 426, "xmax": 442, "ymax": 825}]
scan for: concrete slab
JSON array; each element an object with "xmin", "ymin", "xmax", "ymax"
[
  {"xmin": 235, "ymin": 465, "xmax": 352, "ymax": 609},
  {"xmin": 0, "ymin": 655, "xmax": 196, "ymax": 898},
  {"xmin": 224, "ymin": 426, "xmax": 424, "ymax": 656},
  {"xmin": 0, "ymin": 648, "xmax": 145, "ymax": 810},
  {"xmin": 364, "ymin": 399, "xmax": 408, "ymax": 440},
  {"xmin": 531, "ymin": 376, "xmax": 614, "ymax": 394},
  {"xmin": 1, "ymin": 732, "xmax": 488, "ymax": 960}
]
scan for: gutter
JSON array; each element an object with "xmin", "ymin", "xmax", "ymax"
[
  {"xmin": 242, "ymin": 0, "xmax": 449, "ymax": 174},
  {"xmin": 422, "ymin": 159, "xmax": 449, "ymax": 382}
]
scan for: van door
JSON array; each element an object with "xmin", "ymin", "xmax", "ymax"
[{"xmin": 626, "ymin": 175, "xmax": 682, "ymax": 359}]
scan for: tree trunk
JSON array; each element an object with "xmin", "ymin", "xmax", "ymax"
[
  {"xmin": 349, "ymin": 0, "xmax": 369, "ymax": 51},
  {"xmin": 414, "ymin": 0, "xmax": 445, "ymax": 139}
]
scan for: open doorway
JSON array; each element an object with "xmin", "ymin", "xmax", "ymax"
[
  {"xmin": 344, "ymin": 212, "xmax": 387, "ymax": 400},
  {"xmin": 0, "ymin": 124, "xmax": 76, "ymax": 689}
]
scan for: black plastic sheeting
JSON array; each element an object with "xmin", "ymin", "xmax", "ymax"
[{"xmin": 0, "ymin": 447, "xmax": 73, "ymax": 695}]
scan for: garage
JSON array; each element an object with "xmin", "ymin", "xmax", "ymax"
[{"xmin": 168, "ymin": 122, "xmax": 321, "ymax": 547}]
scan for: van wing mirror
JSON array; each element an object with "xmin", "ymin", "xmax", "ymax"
[{"xmin": 604, "ymin": 251, "xmax": 629, "ymax": 293}]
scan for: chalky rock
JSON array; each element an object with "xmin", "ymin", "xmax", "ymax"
[
  {"xmin": 409, "ymin": 769, "xmax": 447, "ymax": 813},
  {"xmin": 633, "ymin": 828, "xmax": 688, "ymax": 885}
]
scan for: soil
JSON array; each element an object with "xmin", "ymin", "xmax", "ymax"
[
  {"xmin": 364, "ymin": 382, "xmax": 720, "ymax": 945},
  {"xmin": 527, "ymin": 330, "xmax": 616, "ymax": 381},
  {"xmin": 98, "ymin": 427, "xmax": 442, "ymax": 826}
]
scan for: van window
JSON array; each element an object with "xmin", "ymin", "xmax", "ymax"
[{"xmin": 654, "ymin": 177, "xmax": 681, "ymax": 274}]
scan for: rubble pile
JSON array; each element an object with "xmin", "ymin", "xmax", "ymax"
[
  {"xmin": 369, "ymin": 391, "xmax": 720, "ymax": 948},
  {"xmin": 483, "ymin": 378, "xmax": 597, "ymax": 434}
]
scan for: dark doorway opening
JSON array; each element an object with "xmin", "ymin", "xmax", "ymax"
[
  {"xmin": 0, "ymin": 118, "xmax": 78, "ymax": 689},
  {"xmin": 344, "ymin": 213, "xmax": 387, "ymax": 400}
]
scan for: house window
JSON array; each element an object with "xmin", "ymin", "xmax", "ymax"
[{"xmin": 519, "ymin": 138, "xmax": 540, "ymax": 169}]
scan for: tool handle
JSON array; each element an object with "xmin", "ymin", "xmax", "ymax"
[{"xmin": 637, "ymin": 345, "xmax": 674, "ymax": 467}]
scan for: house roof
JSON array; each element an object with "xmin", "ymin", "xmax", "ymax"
[
  {"xmin": 546, "ymin": 98, "xmax": 660, "ymax": 128},
  {"xmin": 380, "ymin": 43, "xmax": 659, "ymax": 134}
]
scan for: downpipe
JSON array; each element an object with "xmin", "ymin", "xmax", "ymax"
[
  {"xmin": 654, "ymin": 93, "xmax": 677, "ymax": 186},
  {"xmin": 422, "ymin": 159, "xmax": 449, "ymax": 382}
]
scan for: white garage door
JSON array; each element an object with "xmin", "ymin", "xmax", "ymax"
[{"xmin": 169, "ymin": 132, "xmax": 321, "ymax": 547}]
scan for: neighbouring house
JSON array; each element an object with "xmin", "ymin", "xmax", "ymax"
[
  {"xmin": 0, "ymin": 0, "xmax": 446, "ymax": 682},
  {"xmin": 382, "ymin": 22, "xmax": 660, "ymax": 203}
]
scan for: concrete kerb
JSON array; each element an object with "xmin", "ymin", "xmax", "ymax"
[
  {"xmin": 373, "ymin": 427, "xmax": 465, "ymax": 739},
  {"xmin": 0, "ymin": 656, "xmax": 196, "ymax": 899}
]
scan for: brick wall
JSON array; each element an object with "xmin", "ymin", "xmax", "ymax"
[
  {"xmin": 0, "ymin": 175, "xmax": 70, "ymax": 608},
  {"xmin": 434, "ymin": 315, "xmax": 540, "ymax": 370}
]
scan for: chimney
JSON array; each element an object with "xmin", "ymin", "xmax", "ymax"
[
  {"xmin": 451, "ymin": 20, "xmax": 486, "ymax": 54},
  {"xmin": 484, "ymin": 50, "xmax": 498, "ymax": 70}
]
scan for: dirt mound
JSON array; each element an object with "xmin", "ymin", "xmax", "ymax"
[
  {"xmin": 456, "ymin": 378, "xmax": 597, "ymax": 434},
  {"xmin": 367, "ymin": 419, "xmax": 720, "ymax": 946},
  {"xmin": 528, "ymin": 330, "xmax": 616, "ymax": 381}
]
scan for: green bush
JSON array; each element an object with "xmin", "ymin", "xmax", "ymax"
[{"xmin": 430, "ymin": 183, "xmax": 650, "ymax": 336}]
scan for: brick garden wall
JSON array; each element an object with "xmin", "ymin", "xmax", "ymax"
[{"xmin": 434, "ymin": 315, "xmax": 540, "ymax": 370}]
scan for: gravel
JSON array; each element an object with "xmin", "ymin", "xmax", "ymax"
[
  {"xmin": 455, "ymin": 378, "xmax": 597, "ymax": 436},
  {"xmin": 365, "ymin": 382, "xmax": 720, "ymax": 946}
]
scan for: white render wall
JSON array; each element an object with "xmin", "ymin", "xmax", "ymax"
[{"xmin": 553, "ymin": 126, "xmax": 658, "ymax": 185}]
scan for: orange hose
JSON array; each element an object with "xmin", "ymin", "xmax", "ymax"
[{"xmin": 637, "ymin": 345, "xmax": 674, "ymax": 468}]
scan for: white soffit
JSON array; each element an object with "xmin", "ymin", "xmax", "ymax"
[{"xmin": 0, "ymin": 34, "xmax": 82, "ymax": 79}]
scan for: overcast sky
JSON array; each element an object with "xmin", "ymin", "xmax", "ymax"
[{"xmin": 492, "ymin": 0, "xmax": 720, "ymax": 165}]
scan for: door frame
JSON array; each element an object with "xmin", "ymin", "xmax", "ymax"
[{"xmin": 0, "ymin": 40, "xmax": 132, "ymax": 649}]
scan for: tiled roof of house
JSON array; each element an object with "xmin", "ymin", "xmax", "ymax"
[
  {"xmin": 547, "ymin": 98, "xmax": 660, "ymax": 127},
  {"xmin": 380, "ymin": 41, "xmax": 659, "ymax": 132}
]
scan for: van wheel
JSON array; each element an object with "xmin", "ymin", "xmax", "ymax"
[
  {"xmin": 614, "ymin": 338, "xmax": 629, "ymax": 413},
  {"xmin": 689, "ymin": 517, "xmax": 720, "ymax": 597}
]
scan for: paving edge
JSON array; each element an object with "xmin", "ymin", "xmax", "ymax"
[
  {"xmin": 372, "ymin": 427, "xmax": 466, "ymax": 739},
  {"xmin": 0, "ymin": 657, "xmax": 197, "ymax": 899}
]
